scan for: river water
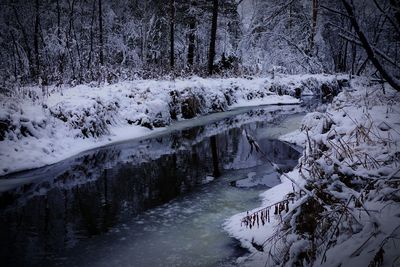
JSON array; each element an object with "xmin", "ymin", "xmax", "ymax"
[{"xmin": 0, "ymin": 103, "xmax": 307, "ymax": 267}]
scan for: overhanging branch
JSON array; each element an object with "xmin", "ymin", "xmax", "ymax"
[
  {"xmin": 338, "ymin": 33, "xmax": 400, "ymax": 69},
  {"xmin": 341, "ymin": 0, "xmax": 400, "ymax": 92}
]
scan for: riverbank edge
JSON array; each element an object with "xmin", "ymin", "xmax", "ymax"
[
  {"xmin": 224, "ymin": 78, "xmax": 400, "ymax": 266},
  {"xmin": 0, "ymin": 74, "xmax": 343, "ymax": 176}
]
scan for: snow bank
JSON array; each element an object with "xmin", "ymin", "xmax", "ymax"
[
  {"xmin": 225, "ymin": 78, "xmax": 400, "ymax": 266},
  {"xmin": 0, "ymin": 75, "xmax": 343, "ymax": 176}
]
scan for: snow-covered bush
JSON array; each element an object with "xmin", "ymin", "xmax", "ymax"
[
  {"xmin": 179, "ymin": 88, "xmax": 206, "ymax": 119},
  {"xmin": 230, "ymin": 81, "xmax": 400, "ymax": 266},
  {"xmin": 50, "ymin": 99, "xmax": 119, "ymax": 138},
  {"xmin": 0, "ymin": 99, "xmax": 47, "ymax": 141}
]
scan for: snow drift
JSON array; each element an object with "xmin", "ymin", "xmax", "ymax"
[
  {"xmin": 224, "ymin": 78, "xmax": 400, "ymax": 266},
  {"xmin": 0, "ymin": 74, "xmax": 343, "ymax": 176}
]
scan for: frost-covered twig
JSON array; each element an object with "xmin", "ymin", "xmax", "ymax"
[
  {"xmin": 243, "ymin": 129, "xmax": 325, "ymax": 205},
  {"xmin": 320, "ymin": 195, "xmax": 354, "ymax": 264}
]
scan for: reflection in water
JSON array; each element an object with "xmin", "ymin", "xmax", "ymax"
[
  {"xmin": 211, "ymin": 135, "xmax": 221, "ymax": 177},
  {"xmin": 0, "ymin": 106, "xmax": 301, "ymax": 266}
]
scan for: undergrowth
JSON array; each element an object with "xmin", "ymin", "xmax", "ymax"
[{"xmin": 240, "ymin": 85, "xmax": 400, "ymax": 266}]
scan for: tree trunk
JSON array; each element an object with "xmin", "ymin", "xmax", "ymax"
[
  {"xmin": 342, "ymin": 39, "xmax": 348, "ymax": 72},
  {"xmin": 72, "ymin": 20, "xmax": 83, "ymax": 81},
  {"xmin": 98, "ymin": 0, "xmax": 104, "ymax": 66},
  {"xmin": 341, "ymin": 0, "xmax": 400, "ymax": 91},
  {"xmin": 88, "ymin": 0, "xmax": 96, "ymax": 71},
  {"xmin": 10, "ymin": 30, "xmax": 23, "ymax": 75},
  {"xmin": 170, "ymin": 0, "xmax": 175, "ymax": 69},
  {"xmin": 187, "ymin": 1, "xmax": 196, "ymax": 67},
  {"xmin": 208, "ymin": 0, "xmax": 218, "ymax": 75},
  {"xmin": 351, "ymin": 39, "xmax": 357, "ymax": 75},
  {"xmin": 56, "ymin": 0, "xmax": 64, "ymax": 77},
  {"xmin": 10, "ymin": 32, "xmax": 18, "ymax": 78},
  {"xmin": 288, "ymin": 3, "xmax": 292, "ymax": 34},
  {"xmin": 309, "ymin": 0, "xmax": 318, "ymax": 55},
  {"xmin": 390, "ymin": 0, "xmax": 400, "ymax": 27},
  {"xmin": 210, "ymin": 135, "xmax": 220, "ymax": 177},
  {"xmin": 67, "ymin": 0, "xmax": 76, "ymax": 79},
  {"xmin": 34, "ymin": 0, "xmax": 41, "ymax": 79},
  {"xmin": 13, "ymin": 6, "xmax": 33, "ymax": 78}
]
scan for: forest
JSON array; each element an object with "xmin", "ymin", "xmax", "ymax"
[
  {"xmin": 0, "ymin": 0, "xmax": 399, "ymax": 267},
  {"xmin": 0, "ymin": 0, "xmax": 398, "ymax": 87}
]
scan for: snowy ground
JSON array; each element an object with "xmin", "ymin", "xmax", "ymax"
[
  {"xmin": 0, "ymin": 74, "xmax": 341, "ymax": 176},
  {"xmin": 224, "ymin": 78, "xmax": 400, "ymax": 266}
]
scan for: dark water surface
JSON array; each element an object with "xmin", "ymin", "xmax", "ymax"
[{"xmin": 0, "ymin": 104, "xmax": 304, "ymax": 266}]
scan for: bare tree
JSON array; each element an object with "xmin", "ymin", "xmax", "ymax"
[
  {"xmin": 341, "ymin": 0, "xmax": 400, "ymax": 92},
  {"xmin": 88, "ymin": 0, "xmax": 96, "ymax": 71},
  {"xmin": 187, "ymin": 1, "xmax": 196, "ymax": 67},
  {"xmin": 98, "ymin": 0, "xmax": 104, "ymax": 66},
  {"xmin": 309, "ymin": 0, "xmax": 318, "ymax": 54},
  {"xmin": 12, "ymin": 5, "xmax": 33, "ymax": 78},
  {"xmin": 208, "ymin": 0, "xmax": 218, "ymax": 75},
  {"xmin": 170, "ymin": 0, "xmax": 175, "ymax": 69},
  {"xmin": 390, "ymin": 0, "xmax": 400, "ymax": 27},
  {"xmin": 34, "ymin": 0, "xmax": 41, "ymax": 79},
  {"xmin": 56, "ymin": 0, "xmax": 65, "ymax": 77}
]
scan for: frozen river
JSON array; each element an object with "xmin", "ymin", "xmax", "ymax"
[{"xmin": 0, "ymin": 103, "xmax": 307, "ymax": 266}]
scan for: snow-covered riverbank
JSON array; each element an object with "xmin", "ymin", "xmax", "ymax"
[
  {"xmin": 0, "ymin": 75, "xmax": 342, "ymax": 176},
  {"xmin": 224, "ymin": 78, "xmax": 400, "ymax": 266}
]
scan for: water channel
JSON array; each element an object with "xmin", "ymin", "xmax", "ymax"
[{"xmin": 0, "ymin": 103, "xmax": 309, "ymax": 266}]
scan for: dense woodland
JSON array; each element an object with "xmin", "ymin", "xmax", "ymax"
[
  {"xmin": 1, "ymin": 1, "xmax": 400, "ymax": 267},
  {"xmin": 0, "ymin": 0, "xmax": 399, "ymax": 90}
]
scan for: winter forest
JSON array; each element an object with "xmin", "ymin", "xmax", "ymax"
[
  {"xmin": 0, "ymin": 0, "xmax": 399, "ymax": 266},
  {"xmin": 1, "ymin": 0, "xmax": 399, "ymax": 84}
]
